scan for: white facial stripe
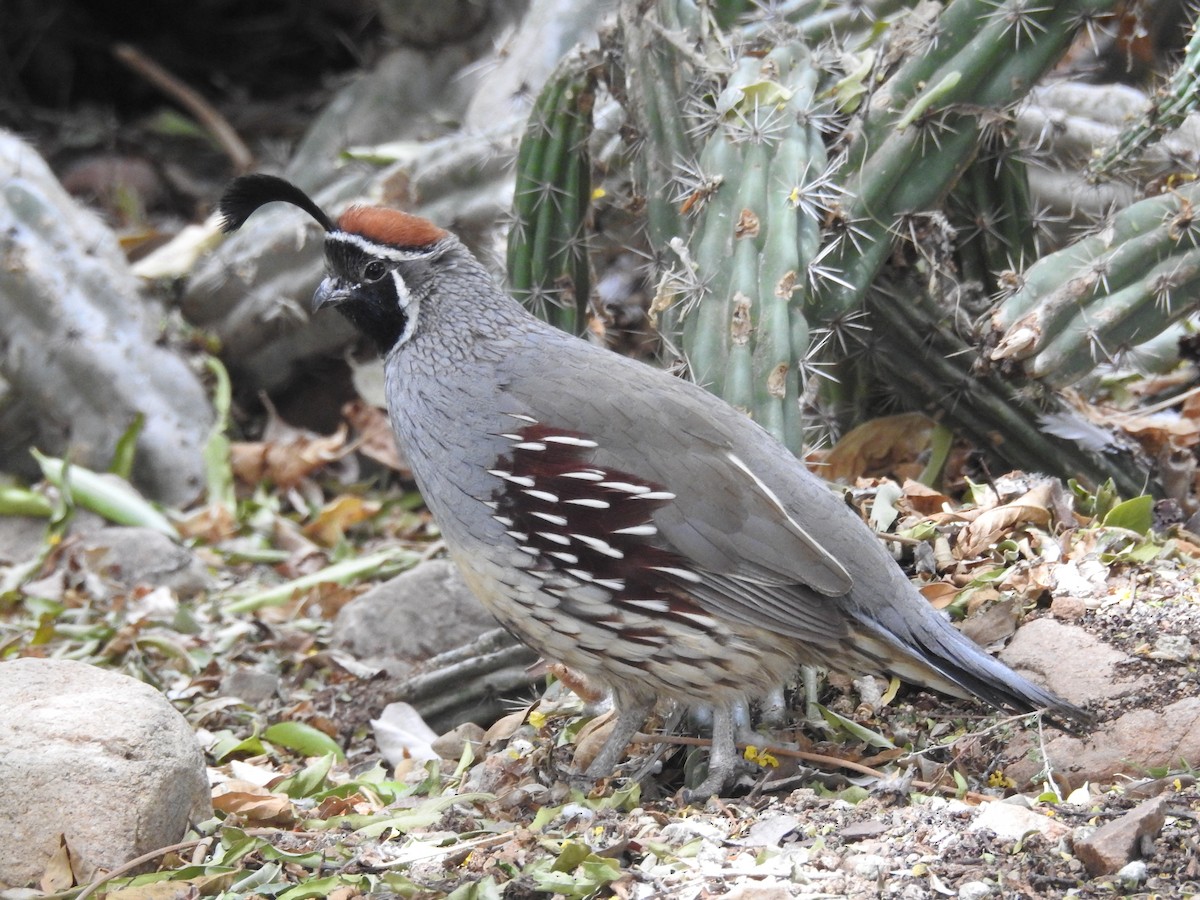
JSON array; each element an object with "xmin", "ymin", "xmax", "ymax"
[{"xmin": 328, "ymin": 231, "xmax": 433, "ymax": 262}]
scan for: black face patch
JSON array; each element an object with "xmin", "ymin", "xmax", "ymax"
[{"xmin": 320, "ymin": 239, "xmax": 410, "ymax": 353}]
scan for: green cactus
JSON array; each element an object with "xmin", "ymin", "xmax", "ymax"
[
  {"xmin": 506, "ymin": 0, "xmax": 1187, "ymax": 496},
  {"xmin": 1090, "ymin": 18, "xmax": 1200, "ymax": 178},
  {"xmin": 989, "ymin": 181, "xmax": 1200, "ymax": 388},
  {"xmin": 507, "ymin": 50, "xmax": 598, "ymax": 334},
  {"xmin": 651, "ymin": 46, "xmax": 828, "ymax": 453},
  {"xmin": 812, "ymin": 0, "xmax": 1115, "ymax": 322}
]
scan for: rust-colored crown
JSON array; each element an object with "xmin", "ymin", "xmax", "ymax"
[{"xmin": 337, "ymin": 206, "xmax": 449, "ymax": 250}]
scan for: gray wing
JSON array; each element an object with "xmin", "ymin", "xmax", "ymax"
[{"xmin": 503, "ymin": 344, "xmax": 881, "ymax": 641}]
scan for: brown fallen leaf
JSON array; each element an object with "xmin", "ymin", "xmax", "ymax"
[
  {"xmin": 302, "ymin": 494, "xmax": 382, "ymax": 546},
  {"xmin": 919, "ymin": 580, "xmax": 960, "ymax": 610},
  {"xmin": 39, "ymin": 834, "xmax": 77, "ymax": 893},
  {"xmin": 230, "ymin": 423, "xmax": 351, "ymax": 489},
  {"xmin": 822, "ymin": 413, "xmax": 935, "ymax": 484},
  {"xmin": 211, "ymin": 780, "xmax": 295, "ymax": 825},
  {"xmin": 899, "ymin": 479, "xmax": 951, "ymax": 517},
  {"xmin": 343, "ymin": 399, "xmax": 409, "ymax": 474},
  {"xmin": 956, "ymin": 482, "xmax": 1056, "ymax": 557}
]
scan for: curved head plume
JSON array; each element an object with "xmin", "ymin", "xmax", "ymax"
[{"xmin": 218, "ymin": 174, "xmax": 335, "ymax": 233}]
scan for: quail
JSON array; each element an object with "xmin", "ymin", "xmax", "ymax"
[{"xmin": 219, "ymin": 174, "xmax": 1089, "ymax": 799}]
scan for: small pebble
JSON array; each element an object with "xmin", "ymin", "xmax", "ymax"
[
  {"xmin": 1050, "ymin": 594, "xmax": 1086, "ymax": 621},
  {"xmin": 1117, "ymin": 860, "xmax": 1148, "ymax": 889},
  {"xmin": 958, "ymin": 881, "xmax": 993, "ymax": 900},
  {"xmin": 1149, "ymin": 634, "xmax": 1194, "ymax": 662}
]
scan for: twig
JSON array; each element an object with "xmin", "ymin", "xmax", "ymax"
[
  {"xmin": 112, "ymin": 43, "xmax": 254, "ymax": 172},
  {"xmin": 631, "ymin": 731, "xmax": 997, "ymax": 804}
]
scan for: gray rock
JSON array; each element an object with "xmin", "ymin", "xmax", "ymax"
[
  {"xmin": 0, "ymin": 658, "xmax": 210, "ymax": 886},
  {"xmin": 331, "ymin": 559, "xmax": 501, "ymax": 674},
  {"xmin": 0, "ymin": 132, "xmax": 212, "ymax": 506},
  {"xmin": 76, "ymin": 526, "xmax": 212, "ymax": 599},
  {"xmin": 0, "ymin": 516, "xmax": 46, "ymax": 565},
  {"xmin": 957, "ymin": 880, "xmax": 994, "ymax": 900}
]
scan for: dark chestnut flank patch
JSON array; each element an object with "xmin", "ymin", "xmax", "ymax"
[
  {"xmin": 337, "ymin": 206, "xmax": 448, "ymax": 249},
  {"xmin": 487, "ymin": 420, "xmax": 716, "ymax": 639}
]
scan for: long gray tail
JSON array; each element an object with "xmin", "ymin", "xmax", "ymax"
[{"xmin": 852, "ymin": 607, "xmax": 1091, "ymax": 727}]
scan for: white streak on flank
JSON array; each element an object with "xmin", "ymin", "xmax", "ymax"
[
  {"xmin": 622, "ymin": 598, "xmax": 671, "ymax": 612},
  {"xmin": 523, "ymin": 489, "xmax": 559, "ymax": 503},
  {"xmin": 492, "ymin": 515, "xmax": 514, "ymax": 527},
  {"xmin": 595, "ymin": 578, "xmax": 626, "ymax": 591},
  {"xmin": 571, "ymin": 533, "xmax": 624, "ymax": 559},
  {"xmin": 636, "ymin": 491, "xmax": 676, "ymax": 501},
  {"xmin": 506, "ymin": 413, "xmax": 539, "ymax": 423},
  {"xmin": 599, "ymin": 481, "xmax": 648, "ymax": 494},
  {"xmin": 560, "ymin": 470, "xmax": 605, "ymax": 481},
  {"xmin": 549, "ymin": 551, "xmax": 579, "ymax": 564},
  {"xmin": 566, "ymin": 568, "xmax": 594, "ymax": 583},
  {"xmin": 542, "ymin": 435, "xmax": 599, "ymax": 448},
  {"xmin": 537, "ymin": 531, "xmax": 572, "ymax": 546},
  {"xmin": 514, "ymin": 442, "xmax": 547, "ymax": 451},
  {"xmin": 649, "ymin": 565, "xmax": 703, "ymax": 584},
  {"xmin": 531, "ymin": 511, "xmax": 568, "ymax": 526},
  {"xmin": 564, "ymin": 498, "xmax": 610, "ymax": 509},
  {"xmin": 612, "ymin": 523, "xmax": 657, "ymax": 536},
  {"xmin": 501, "ymin": 433, "xmax": 523, "ymax": 441},
  {"xmin": 505, "ymin": 530, "xmax": 529, "ymax": 541},
  {"xmin": 517, "ymin": 546, "xmax": 540, "ymax": 556},
  {"xmin": 488, "ymin": 469, "xmax": 535, "ymax": 488}
]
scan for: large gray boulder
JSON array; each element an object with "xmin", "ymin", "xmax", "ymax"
[{"xmin": 0, "ymin": 658, "xmax": 210, "ymax": 886}]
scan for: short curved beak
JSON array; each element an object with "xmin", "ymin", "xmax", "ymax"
[{"xmin": 312, "ymin": 277, "xmax": 352, "ymax": 312}]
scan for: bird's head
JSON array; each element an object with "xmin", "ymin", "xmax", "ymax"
[{"xmin": 218, "ymin": 174, "xmax": 457, "ymax": 354}]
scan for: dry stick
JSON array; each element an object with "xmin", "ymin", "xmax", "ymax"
[
  {"xmin": 112, "ymin": 43, "xmax": 254, "ymax": 173},
  {"xmin": 630, "ymin": 732, "xmax": 996, "ymax": 805}
]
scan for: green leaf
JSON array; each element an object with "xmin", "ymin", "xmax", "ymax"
[
  {"xmin": 32, "ymin": 450, "xmax": 178, "ymax": 539},
  {"xmin": 0, "ymin": 485, "xmax": 53, "ymax": 518},
  {"xmin": 274, "ymin": 753, "xmax": 338, "ymax": 797},
  {"xmin": 263, "ymin": 722, "xmax": 345, "ymax": 761},
  {"xmin": 209, "ymin": 731, "xmax": 266, "ymax": 762},
  {"xmin": 203, "ymin": 356, "xmax": 237, "ymax": 510},
  {"xmin": 109, "ymin": 413, "xmax": 145, "ymax": 480},
  {"xmin": 817, "ymin": 704, "xmax": 896, "ymax": 750},
  {"xmin": 1102, "ymin": 495, "xmax": 1153, "ymax": 535}
]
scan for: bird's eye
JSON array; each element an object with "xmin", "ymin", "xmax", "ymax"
[{"xmin": 363, "ymin": 260, "xmax": 387, "ymax": 282}]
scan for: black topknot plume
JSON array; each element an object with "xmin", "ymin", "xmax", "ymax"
[{"xmin": 218, "ymin": 174, "xmax": 335, "ymax": 234}]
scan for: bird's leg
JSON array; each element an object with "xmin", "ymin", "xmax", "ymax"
[
  {"xmin": 584, "ymin": 694, "xmax": 655, "ymax": 779},
  {"xmin": 682, "ymin": 702, "xmax": 737, "ymax": 802}
]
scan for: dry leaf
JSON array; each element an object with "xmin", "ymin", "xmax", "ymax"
[
  {"xmin": 919, "ymin": 580, "xmax": 960, "ymax": 610},
  {"xmin": 302, "ymin": 495, "xmax": 382, "ymax": 546},
  {"xmin": 211, "ymin": 781, "xmax": 295, "ymax": 824},
  {"xmin": 899, "ymin": 479, "xmax": 951, "ymax": 517},
  {"xmin": 823, "ymin": 413, "xmax": 934, "ymax": 483},
  {"xmin": 39, "ymin": 834, "xmax": 77, "ymax": 893},
  {"xmin": 230, "ymin": 423, "xmax": 350, "ymax": 489},
  {"xmin": 956, "ymin": 483, "xmax": 1056, "ymax": 557},
  {"xmin": 571, "ymin": 708, "xmax": 616, "ymax": 773},
  {"xmin": 107, "ymin": 882, "xmax": 201, "ymax": 900},
  {"xmin": 176, "ymin": 503, "xmax": 238, "ymax": 543},
  {"xmin": 343, "ymin": 399, "xmax": 408, "ymax": 474}
]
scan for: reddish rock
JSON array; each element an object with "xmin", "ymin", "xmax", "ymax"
[
  {"xmin": 1006, "ymin": 697, "xmax": 1200, "ymax": 789},
  {"xmin": 1073, "ymin": 796, "xmax": 1168, "ymax": 876},
  {"xmin": 998, "ymin": 619, "xmax": 1148, "ymax": 703}
]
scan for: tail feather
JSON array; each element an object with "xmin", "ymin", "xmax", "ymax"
[{"xmin": 853, "ymin": 612, "xmax": 1092, "ymax": 727}]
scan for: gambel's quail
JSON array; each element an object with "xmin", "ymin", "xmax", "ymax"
[{"xmin": 219, "ymin": 174, "xmax": 1089, "ymax": 798}]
